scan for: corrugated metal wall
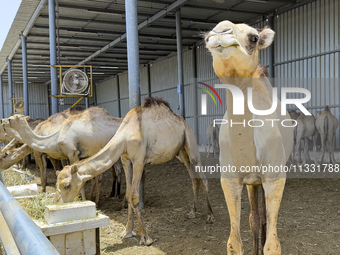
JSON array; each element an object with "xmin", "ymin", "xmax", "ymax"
[
  {"xmin": 2, "ymin": 82, "xmax": 49, "ymax": 119},
  {"xmin": 273, "ymin": 0, "xmax": 340, "ymax": 147},
  {"xmin": 96, "ymin": 0, "xmax": 339, "ymax": 146}
]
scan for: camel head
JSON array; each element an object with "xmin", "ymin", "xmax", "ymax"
[
  {"xmin": 2, "ymin": 115, "xmax": 29, "ymax": 130},
  {"xmin": 205, "ymin": 20, "xmax": 274, "ymax": 78},
  {"xmin": 55, "ymin": 164, "xmax": 91, "ymax": 203}
]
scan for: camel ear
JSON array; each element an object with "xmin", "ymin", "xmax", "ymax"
[
  {"xmin": 258, "ymin": 28, "xmax": 275, "ymax": 50},
  {"xmin": 71, "ymin": 165, "xmax": 78, "ymax": 175},
  {"xmin": 25, "ymin": 116, "xmax": 30, "ymax": 120}
]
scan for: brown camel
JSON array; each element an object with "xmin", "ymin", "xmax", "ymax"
[
  {"xmin": 206, "ymin": 120, "xmax": 219, "ymax": 158},
  {"xmin": 55, "ymin": 97, "xmax": 214, "ymax": 246},
  {"xmin": 205, "ymin": 21, "xmax": 293, "ymax": 255},
  {"xmin": 315, "ymin": 106, "xmax": 339, "ymax": 164},
  {"xmin": 2, "ymin": 107, "xmax": 122, "ymax": 204}
]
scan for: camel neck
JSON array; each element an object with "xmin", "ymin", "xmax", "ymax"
[{"xmin": 224, "ymin": 77, "xmax": 257, "ymax": 169}]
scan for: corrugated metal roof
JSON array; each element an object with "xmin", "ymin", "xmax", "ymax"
[{"xmin": 0, "ymin": 0, "xmax": 314, "ymax": 84}]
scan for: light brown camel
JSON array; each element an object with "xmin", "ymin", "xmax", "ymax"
[
  {"xmin": 293, "ymin": 113, "xmax": 318, "ymax": 165},
  {"xmin": 0, "ymin": 108, "xmax": 84, "ymax": 191},
  {"xmin": 2, "ymin": 107, "xmax": 122, "ymax": 204},
  {"xmin": 206, "ymin": 120, "xmax": 219, "ymax": 158},
  {"xmin": 55, "ymin": 97, "xmax": 214, "ymax": 246},
  {"xmin": 315, "ymin": 106, "xmax": 339, "ymax": 164},
  {"xmin": 205, "ymin": 21, "xmax": 294, "ymax": 255}
]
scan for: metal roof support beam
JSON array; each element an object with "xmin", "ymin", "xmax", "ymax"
[
  {"xmin": 76, "ymin": 0, "xmax": 189, "ymax": 66},
  {"xmin": 125, "ymin": 0, "xmax": 141, "ymax": 109},
  {"xmin": 49, "ymin": 0, "xmax": 58, "ymax": 114},
  {"xmin": 116, "ymin": 76, "xmax": 121, "ymax": 118},
  {"xmin": 21, "ymin": 35, "xmax": 29, "ymax": 116},
  {"xmin": 176, "ymin": 9, "xmax": 185, "ymax": 118},
  {"xmin": 0, "ymin": 75, "xmax": 3, "ymax": 119},
  {"xmin": 0, "ymin": 0, "xmax": 48, "ymax": 75},
  {"xmin": 7, "ymin": 60, "xmax": 14, "ymax": 115}
]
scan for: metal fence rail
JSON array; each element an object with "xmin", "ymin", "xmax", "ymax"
[{"xmin": 0, "ymin": 179, "xmax": 59, "ymax": 255}]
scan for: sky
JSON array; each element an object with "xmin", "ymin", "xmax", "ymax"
[{"xmin": 0, "ymin": 0, "xmax": 22, "ymax": 51}]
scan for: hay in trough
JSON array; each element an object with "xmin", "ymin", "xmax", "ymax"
[
  {"xmin": 2, "ymin": 167, "xmax": 34, "ymax": 187},
  {"xmin": 18, "ymin": 193, "xmax": 81, "ymax": 222}
]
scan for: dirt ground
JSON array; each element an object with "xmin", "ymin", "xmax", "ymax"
[{"xmin": 19, "ymin": 153, "xmax": 340, "ymax": 255}]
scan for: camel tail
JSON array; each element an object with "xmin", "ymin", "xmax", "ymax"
[
  {"xmin": 184, "ymin": 124, "xmax": 201, "ymax": 167},
  {"xmin": 324, "ymin": 115, "xmax": 329, "ymax": 135}
]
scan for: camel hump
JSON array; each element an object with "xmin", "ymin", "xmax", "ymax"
[
  {"xmin": 243, "ymin": 174, "xmax": 262, "ymax": 185},
  {"xmin": 143, "ymin": 97, "xmax": 171, "ymax": 110}
]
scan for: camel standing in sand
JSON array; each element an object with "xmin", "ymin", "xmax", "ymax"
[
  {"xmin": 2, "ymin": 107, "xmax": 122, "ymax": 204},
  {"xmin": 206, "ymin": 120, "xmax": 219, "ymax": 158},
  {"xmin": 293, "ymin": 113, "xmax": 318, "ymax": 165},
  {"xmin": 316, "ymin": 106, "xmax": 338, "ymax": 164},
  {"xmin": 205, "ymin": 21, "xmax": 293, "ymax": 255},
  {"xmin": 55, "ymin": 97, "xmax": 214, "ymax": 246}
]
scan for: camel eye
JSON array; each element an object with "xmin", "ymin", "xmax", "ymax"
[
  {"xmin": 250, "ymin": 35, "xmax": 258, "ymax": 43},
  {"xmin": 64, "ymin": 183, "xmax": 71, "ymax": 189}
]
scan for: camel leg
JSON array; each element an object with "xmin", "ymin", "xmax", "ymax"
[
  {"xmin": 206, "ymin": 138, "xmax": 211, "ymax": 158},
  {"xmin": 260, "ymin": 186, "xmax": 266, "ymax": 255},
  {"xmin": 177, "ymin": 149, "xmax": 214, "ymax": 223},
  {"xmin": 320, "ymin": 132, "xmax": 326, "ymax": 165},
  {"xmin": 120, "ymin": 156, "xmax": 134, "ymax": 239},
  {"xmin": 110, "ymin": 162, "xmax": 122, "ymax": 199},
  {"xmin": 128, "ymin": 160, "xmax": 152, "ymax": 246},
  {"xmin": 221, "ymin": 178, "xmax": 243, "ymax": 255},
  {"xmin": 303, "ymin": 138, "xmax": 311, "ymax": 164},
  {"xmin": 262, "ymin": 178, "xmax": 285, "ymax": 255},
  {"xmin": 313, "ymin": 134, "xmax": 318, "ymax": 165},
  {"xmin": 34, "ymin": 150, "xmax": 47, "ymax": 192},
  {"xmin": 247, "ymin": 185, "xmax": 260, "ymax": 255},
  {"xmin": 328, "ymin": 134, "xmax": 335, "ymax": 164},
  {"xmin": 49, "ymin": 158, "xmax": 61, "ymax": 177},
  {"xmin": 95, "ymin": 175, "xmax": 102, "ymax": 204},
  {"xmin": 294, "ymin": 136, "xmax": 302, "ymax": 165}
]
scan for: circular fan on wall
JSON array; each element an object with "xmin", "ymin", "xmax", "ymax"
[
  {"xmin": 14, "ymin": 100, "xmax": 25, "ymax": 113},
  {"xmin": 62, "ymin": 69, "xmax": 89, "ymax": 95}
]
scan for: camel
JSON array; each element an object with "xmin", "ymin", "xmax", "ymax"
[
  {"xmin": 293, "ymin": 113, "xmax": 318, "ymax": 165},
  {"xmin": 0, "ymin": 108, "xmax": 84, "ymax": 190},
  {"xmin": 55, "ymin": 97, "xmax": 214, "ymax": 246},
  {"xmin": 205, "ymin": 21, "xmax": 294, "ymax": 254},
  {"xmin": 2, "ymin": 107, "xmax": 122, "ymax": 204},
  {"xmin": 315, "ymin": 106, "xmax": 338, "ymax": 164},
  {"xmin": 206, "ymin": 120, "xmax": 219, "ymax": 158}
]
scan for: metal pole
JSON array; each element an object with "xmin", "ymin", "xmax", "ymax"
[
  {"xmin": 147, "ymin": 64, "xmax": 151, "ymax": 98},
  {"xmin": 21, "ymin": 35, "xmax": 29, "ymax": 116},
  {"xmin": 125, "ymin": 0, "xmax": 141, "ymax": 109},
  {"xmin": 0, "ymin": 181, "xmax": 59, "ymax": 255},
  {"xmin": 49, "ymin": 0, "xmax": 58, "ymax": 114},
  {"xmin": 268, "ymin": 16, "xmax": 275, "ymax": 79},
  {"xmin": 192, "ymin": 47, "xmax": 198, "ymax": 141},
  {"xmin": 116, "ymin": 76, "xmax": 121, "ymax": 118},
  {"xmin": 0, "ymin": 75, "xmax": 4, "ymax": 119},
  {"xmin": 7, "ymin": 59, "xmax": 14, "ymax": 115},
  {"xmin": 176, "ymin": 9, "xmax": 185, "ymax": 118}
]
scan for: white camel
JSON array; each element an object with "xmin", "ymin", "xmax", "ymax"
[{"xmin": 205, "ymin": 20, "xmax": 294, "ymax": 255}]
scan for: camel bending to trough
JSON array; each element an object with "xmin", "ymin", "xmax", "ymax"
[
  {"xmin": 206, "ymin": 120, "xmax": 219, "ymax": 158},
  {"xmin": 2, "ymin": 107, "xmax": 122, "ymax": 204},
  {"xmin": 55, "ymin": 97, "xmax": 214, "ymax": 246},
  {"xmin": 205, "ymin": 21, "xmax": 293, "ymax": 254},
  {"xmin": 316, "ymin": 106, "xmax": 338, "ymax": 164}
]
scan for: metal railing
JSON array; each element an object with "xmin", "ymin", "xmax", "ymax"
[{"xmin": 0, "ymin": 173, "xmax": 59, "ymax": 255}]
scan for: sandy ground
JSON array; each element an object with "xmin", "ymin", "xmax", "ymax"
[{"xmin": 15, "ymin": 153, "xmax": 340, "ymax": 255}]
